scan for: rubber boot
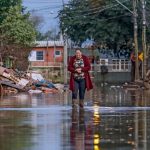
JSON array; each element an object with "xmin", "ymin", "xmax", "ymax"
[
  {"xmin": 72, "ymin": 99, "xmax": 78, "ymax": 108},
  {"xmin": 79, "ymin": 99, "xmax": 84, "ymax": 108}
]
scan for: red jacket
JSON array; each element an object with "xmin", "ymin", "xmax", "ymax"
[{"xmin": 68, "ymin": 55, "xmax": 93, "ymax": 91}]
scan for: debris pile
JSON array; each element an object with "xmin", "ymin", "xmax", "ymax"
[
  {"xmin": 0, "ymin": 66, "xmax": 30, "ymax": 94},
  {"xmin": 123, "ymin": 69, "xmax": 150, "ymax": 90},
  {"xmin": 0, "ymin": 66, "xmax": 62, "ymax": 95}
]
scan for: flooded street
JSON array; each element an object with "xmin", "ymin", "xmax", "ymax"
[{"xmin": 0, "ymin": 84, "xmax": 150, "ymax": 150}]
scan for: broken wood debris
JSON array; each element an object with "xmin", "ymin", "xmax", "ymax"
[{"xmin": 0, "ymin": 66, "xmax": 62, "ymax": 95}]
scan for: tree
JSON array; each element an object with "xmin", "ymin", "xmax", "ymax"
[
  {"xmin": 59, "ymin": 0, "xmax": 150, "ymax": 49},
  {"xmin": 0, "ymin": 6, "xmax": 36, "ymax": 70},
  {"xmin": 0, "ymin": 0, "xmax": 22, "ymax": 23},
  {"xmin": 59, "ymin": 0, "xmax": 92, "ymax": 46}
]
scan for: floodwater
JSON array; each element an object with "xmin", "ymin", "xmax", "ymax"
[{"xmin": 0, "ymin": 84, "xmax": 150, "ymax": 150}]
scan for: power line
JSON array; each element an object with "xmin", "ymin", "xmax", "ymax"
[
  {"xmin": 62, "ymin": 13, "xmax": 131, "ymax": 23},
  {"xmin": 85, "ymin": 1, "xmax": 130, "ymax": 16},
  {"xmin": 27, "ymin": 5, "xmax": 62, "ymax": 10},
  {"xmin": 60, "ymin": 0, "xmax": 131, "ymax": 19},
  {"xmin": 24, "ymin": 2, "xmax": 64, "ymax": 4},
  {"xmin": 60, "ymin": 1, "xmax": 131, "ymax": 20},
  {"xmin": 114, "ymin": 0, "xmax": 133, "ymax": 14},
  {"xmin": 23, "ymin": 0, "xmax": 67, "ymax": 3},
  {"xmin": 97, "ymin": 13, "xmax": 131, "ymax": 22},
  {"xmin": 64, "ymin": 0, "xmax": 130, "ymax": 14},
  {"xmin": 25, "ymin": 0, "xmax": 130, "ymax": 14},
  {"xmin": 26, "ymin": 5, "xmax": 62, "ymax": 13}
]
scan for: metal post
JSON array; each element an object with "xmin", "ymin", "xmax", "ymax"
[
  {"xmin": 142, "ymin": 0, "xmax": 147, "ymax": 80},
  {"xmin": 133, "ymin": 0, "xmax": 139, "ymax": 80},
  {"xmin": 63, "ymin": 36, "xmax": 68, "ymax": 84},
  {"xmin": 62, "ymin": 0, "xmax": 68, "ymax": 85}
]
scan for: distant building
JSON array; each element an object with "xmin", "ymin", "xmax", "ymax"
[{"xmin": 29, "ymin": 41, "xmax": 64, "ymax": 68}]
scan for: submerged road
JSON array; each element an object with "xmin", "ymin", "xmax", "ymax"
[{"xmin": 0, "ymin": 84, "xmax": 150, "ymax": 150}]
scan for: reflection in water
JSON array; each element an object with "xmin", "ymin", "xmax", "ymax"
[
  {"xmin": 85, "ymin": 84, "xmax": 150, "ymax": 107},
  {"xmin": 70, "ymin": 107, "xmax": 85, "ymax": 150},
  {"xmin": 0, "ymin": 92, "xmax": 65, "ymax": 108},
  {"xmin": 70, "ymin": 106, "xmax": 101, "ymax": 150},
  {"xmin": 93, "ymin": 105, "xmax": 101, "ymax": 150},
  {"xmin": 0, "ymin": 85, "xmax": 150, "ymax": 150},
  {"xmin": 0, "ymin": 111, "xmax": 33, "ymax": 150}
]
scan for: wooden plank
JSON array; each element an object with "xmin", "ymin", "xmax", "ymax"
[{"xmin": 0, "ymin": 80, "xmax": 24, "ymax": 90}]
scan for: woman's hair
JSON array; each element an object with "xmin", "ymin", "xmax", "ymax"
[{"xmin": 75, "ymin": 49, "xmax": 81, "ymax": 52}]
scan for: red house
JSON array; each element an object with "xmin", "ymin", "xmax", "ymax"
[{"xmin": 29, "ymin": 41, "xmax": 64, "ymax": 68}]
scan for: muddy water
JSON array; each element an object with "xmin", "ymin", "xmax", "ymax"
[{"xmin": 0, "ymin": 85, "xmax": 150, "ymax": 150}]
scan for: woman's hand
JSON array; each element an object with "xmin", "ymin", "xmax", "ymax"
[{"xmin": 76, "ymin": 68, "xmax": 82, "ymax": 73}]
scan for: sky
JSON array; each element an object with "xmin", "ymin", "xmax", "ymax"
[{"xmin": 23, "ymin": 0, "xmax": 69, "ymax": 33}]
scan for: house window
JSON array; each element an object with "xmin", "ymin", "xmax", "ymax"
[
  {"xmin": 55, "ymin": 50, "xmax": 61, "ymax": 57},
  {"xmin": 36, "ymin": 51, "xmax": 44, "ymax": 60}
]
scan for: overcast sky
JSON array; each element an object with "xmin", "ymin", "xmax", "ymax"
[{"xmin": 23, "ymin": 0, "xmax": 69, "ymax": 33}]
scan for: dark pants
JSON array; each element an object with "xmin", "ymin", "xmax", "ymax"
[{"xmin": 72, "ymin": 79, "xmax": 86, "ymax": 100}]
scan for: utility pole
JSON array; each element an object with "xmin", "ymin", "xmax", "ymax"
[
  {"xmin": 63, "ymin": 36, "xmax": 68, "ymax": 84},
  {"xmin": 114, "ymin": 0, "xmax": 139, "ymax": 81},
  {"xmin": 133, "ymin": 0, "xmax": 139, "ymax": 81},
  {"xmin": 62, "ymin": 0, "xmax": 68, "ymax": 85},
  {"xmin": 141, "ymin": 0, "xmax": 147, "ymax": 79}
]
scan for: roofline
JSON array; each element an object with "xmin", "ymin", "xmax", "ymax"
[{"xmin": 35, "ymin": 40, "xmax": 64, "ymax": 47}]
